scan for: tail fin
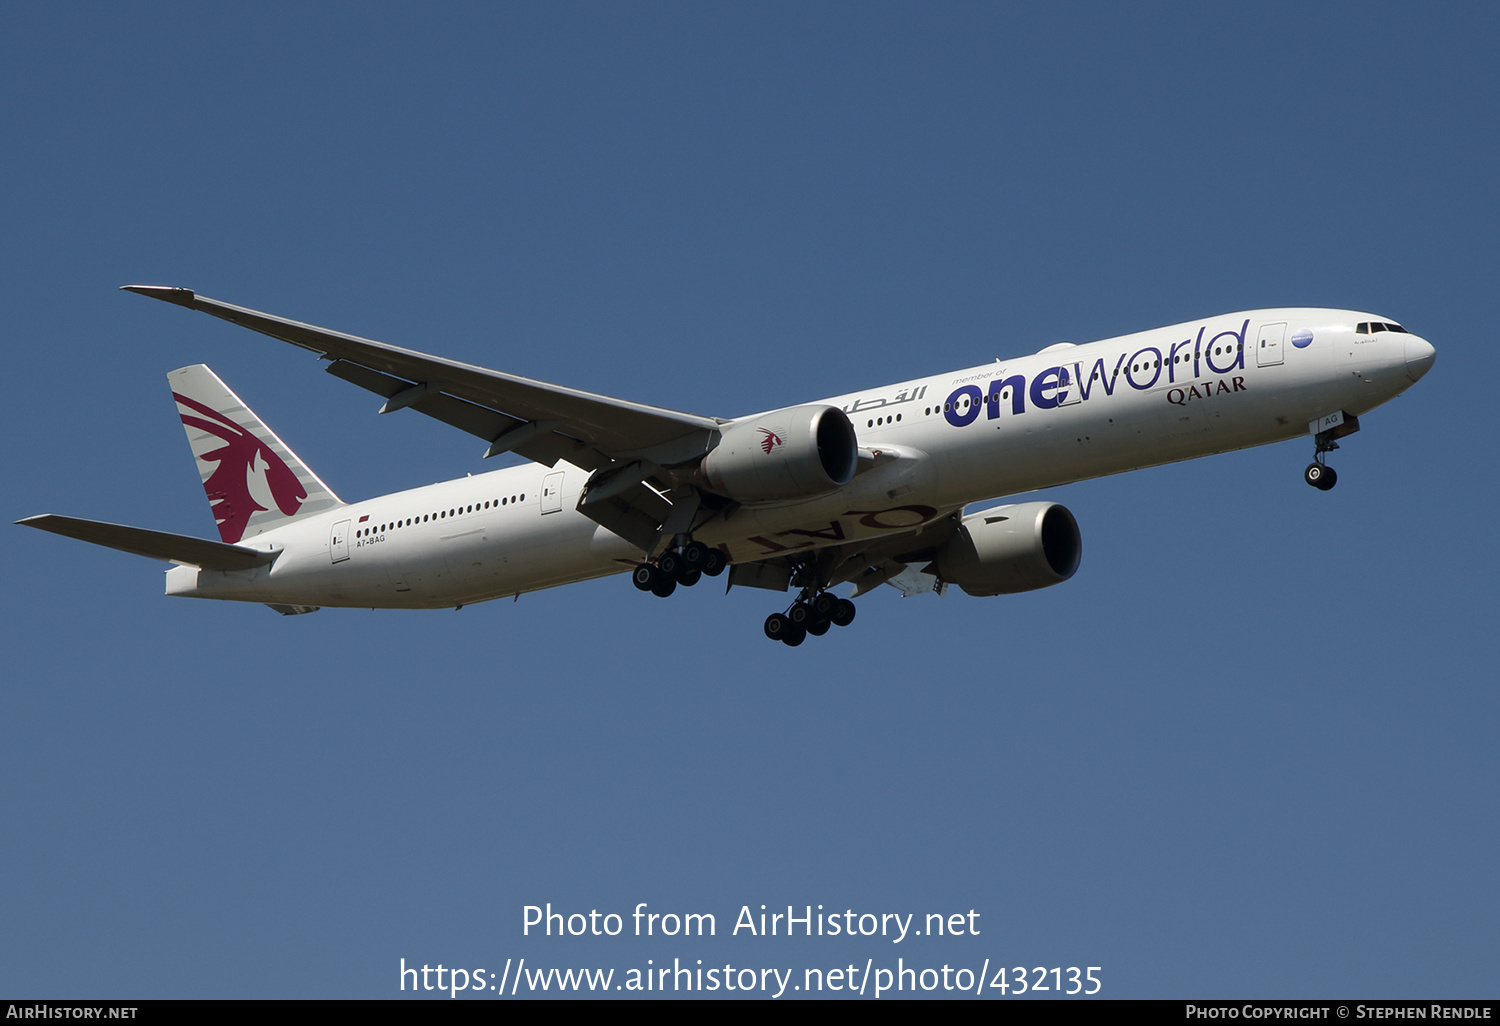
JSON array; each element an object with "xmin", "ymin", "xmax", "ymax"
[{"xmin": 168, "ymin": 365, "xmax": 343, "ymax": 543}]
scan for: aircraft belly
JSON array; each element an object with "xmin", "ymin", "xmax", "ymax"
[
  {"xmin": 700, "ymin": 449, "xmax": 945, "ymax": 562},
  {"xmin": 384, "ymin": 504, "xmax": 621, "ymax": 605}
]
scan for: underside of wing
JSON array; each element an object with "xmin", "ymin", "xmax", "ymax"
[
  {"xmin": 727, "ymin": 515, "xmax": 960, "ymax": 597},
  {"xmin": 18, "ymin": 514, "xmax": 278, "ymax": 572}
]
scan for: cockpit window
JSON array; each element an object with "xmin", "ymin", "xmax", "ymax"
[{"xmin": 1355, "ymin": 321, "xmax": 1408, "ymax": 335}]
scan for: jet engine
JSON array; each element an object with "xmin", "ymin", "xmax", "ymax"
[
  {"xmin": 700, "ymin": 404, "xmax": 859, "ymax": 503},
  {"xmin": 934, "ymin": 501, "xmax": 1081, "ymax": 597}
]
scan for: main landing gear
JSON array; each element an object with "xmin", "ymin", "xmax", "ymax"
[
  {"xmin": 762, "ymin": 589, "xmax": 857, "ymax": 647},
  {"xmin": 632, "ymin": 542, "xmax": 855, "ymax": 646},
  {"xmin": 631, "ymin": 540, "xmax": 727, "ymax": 598}
]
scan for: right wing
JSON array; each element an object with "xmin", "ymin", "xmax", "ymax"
[
  {"xmin": 727, "ymin": 513, "xmax": 961, "ymax": 596},
  {"xmin": 17, "ymin": 514, "xmax": 277, "ymax": 572}
]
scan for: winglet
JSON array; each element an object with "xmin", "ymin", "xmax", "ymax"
[{"xmin": 121, "ymin": 284, "xmax": 197, "ymax": 308}]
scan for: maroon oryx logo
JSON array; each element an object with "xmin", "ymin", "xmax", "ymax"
[
  {"xmin": 174, "ymin": 393, "xmax": 307, "ymax": 543},
  {"xmin": 758, "ymin": 427, "xmax": 784, "ymax": 455}
]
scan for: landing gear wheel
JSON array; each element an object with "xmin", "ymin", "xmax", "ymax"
[
  {"xmin": 1305, "ymin": 463, "xmax": 1337, "ymax": 490},
  {"xmin": 682, "ymin": 541, "xmax": 711, "ymax": 569},
  {"xmin": 807, "ymin": 620, "xmax": 830, "ymax": 637},
  {"xmin": 764, "ymin": 612, "xmax": 790, "ymax": 641},
  {"xmin": 810, "ymin": 592, "xmax": 838, "ymax": 619},
  {"xmin": 650, "ymin": 576, "xmax": 677, "ymax": 598},
  {"xmin": 658, "ymin": 549, "xmax": 683, "ymax": 578},
  {"xmin": 831, "ymin": 598, "xmax": 857, "ymax": 627},
  {"xmin": 702, "ymin": 548, "xmax": 727, "ymax": 577},
  {"xmin": 782, "ymin": 625, "xmax": 807, "ymax": 647},
  {"xmin": 632, "ymin": 563, "xmax": 659, "ymax": 592},
  {"xmin": 675, "ymin": 569, "xmax": 702, "ymax": 588},
  {"xmin": 788, "ymin": 602, "xmax": 812, "ymax": 627}
]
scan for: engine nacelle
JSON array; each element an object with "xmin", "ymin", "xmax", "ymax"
[
  {"xmin": 700, "ymin": 404, "xmax": 859, "ymax": 503},
  {"xmin": 934, "ymin": 501, "xmax": 1081, "ymax": 597}
]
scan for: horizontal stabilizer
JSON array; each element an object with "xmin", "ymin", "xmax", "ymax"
[{"xmin": 17, "ymin": 514, "xmax": 278, "ymax": 571}]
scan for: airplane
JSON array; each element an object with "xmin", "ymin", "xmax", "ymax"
[{"xmin": 19, "ymin": 287, "xmax": 1436, "ymax": 645}]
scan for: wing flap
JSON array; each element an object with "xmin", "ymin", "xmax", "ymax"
[
  {"xmin": 322, "ymin": 360, "xmax": 613, "ymax": 471},
  {"xmin": 324, "ymin": 359, "xmax": 521, "ymax": 443},
  {"xmin": 18, "ymin": 514, "xmax": 278, "ymax": 571}
]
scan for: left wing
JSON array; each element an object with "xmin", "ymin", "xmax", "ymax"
[{"xmin": 122, "ymin": 286, "xmax": 721, "ymax": 474}]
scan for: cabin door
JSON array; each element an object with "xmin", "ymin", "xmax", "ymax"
[
  {"xmin": 541, "ymin": 472, "xmax": 565, "ymax": 514},
  {"xmin": 1257, "ymin": 322, "xmax": 1286, "ymax": 367}
]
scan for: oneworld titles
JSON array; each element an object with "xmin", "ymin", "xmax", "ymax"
[{"xmin": 523, "ymin": 903, "xmax": 980, "ymax": 944}]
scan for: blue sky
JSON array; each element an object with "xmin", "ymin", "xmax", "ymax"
[{"xmin": 2, "ymin": 2, "xmax": 1496, "ymax": 999}]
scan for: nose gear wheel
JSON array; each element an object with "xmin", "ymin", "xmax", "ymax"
[{"xmin": 1304, "ymin": 462, "xmax": 1337, "ymax": 491}]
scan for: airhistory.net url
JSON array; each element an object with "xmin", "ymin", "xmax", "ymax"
[{"xmin": 398, "ymin": 958, "xmax": 1103, "ymax": 998}]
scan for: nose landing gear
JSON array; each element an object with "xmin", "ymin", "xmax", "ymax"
[{"xmin": 1304, "ymin": 411, "xmax": 1359, "ymax": 491}]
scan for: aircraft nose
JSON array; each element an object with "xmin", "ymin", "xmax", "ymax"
[{"xmin": 1405, "ymin": 335, "xmax": 1436, "ymax": 382}]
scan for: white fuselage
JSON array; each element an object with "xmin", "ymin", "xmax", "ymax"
[{"xmin": 167, "ymin": 309, "xmax": 1430, "ymax": 609}]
